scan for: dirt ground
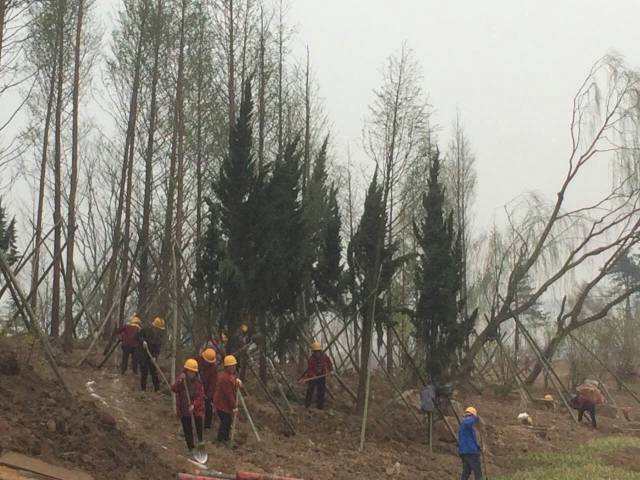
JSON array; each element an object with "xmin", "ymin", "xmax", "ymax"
[{"xmin": 3, "ymin": 334, "xmax": 640, "ymax": 480}]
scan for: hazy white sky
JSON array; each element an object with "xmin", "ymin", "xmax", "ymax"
[
  {"xmin": 20, "ymin": 0, "xmax": 640, "ymax": 232},
  {"xmin": 281, "ymin": 0, "xmax": 640, "ymax": 230}
]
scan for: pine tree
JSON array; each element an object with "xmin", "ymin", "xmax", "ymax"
[{"xmin": 414, "ymin": 150, "xmax": 472, "ymax": 382}]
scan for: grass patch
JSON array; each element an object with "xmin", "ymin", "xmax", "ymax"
[{"xmin": 495, "ymin": 436, "xmax": 640, "ymax": 480}]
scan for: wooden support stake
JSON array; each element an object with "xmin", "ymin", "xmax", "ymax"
[
  {"xmin": 513, "ymin": 316, "xmax": 577, "ymax": 422},
  {"xmin": 76, "ymin": 248, "xmax": 139, "ymax": 367},
  {"xmin": 0, "ymin": 251, "xmax": 70, "ymax": 394},
  {"xmin": 569, "ymin": 332, "xmax": 640, "ymax": 407},
  {"xmin": 246, "ymin": 357, "xmax": 296, "ymax": 435},
  {"xmin": 238, "ymin": 390, "xmax": 261, "ymax": 442}
]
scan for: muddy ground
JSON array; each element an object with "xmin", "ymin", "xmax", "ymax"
[{"xmin": 3, "ymin": 334, "xmax": 640, "ymax": 479}]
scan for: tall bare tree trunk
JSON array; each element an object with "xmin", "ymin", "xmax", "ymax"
[
  {"xmin": 159, "ymin": 0, "xmax": 186, "ymax": 315},
  {"xmin": 103, "ymin": 0, "xmax": 148, "ymax": 334},
  {"xmin": 63, "ymin": 0, "xmax": 85, "ymax": 352},
  {"xmin": 31, "ymin": 59, "xmax": 58, "ymax": 314},
  {"xmin": 51, "ymin": 0, "xmax": 66, "ymax": 337},
  {"xmin": 138, "ymin": 0, "xmax": 158, "ymax": 314},
  {"xmin": 303, "ymin": 46, "xmax": 310, "ymax": 189},
  {"xmin": 257, "ymin": 6, "xmax": 266, "ymax": 174},
  {"xmin": 277, "ymin": 0, "xmax": 283, "ymax": 160}
]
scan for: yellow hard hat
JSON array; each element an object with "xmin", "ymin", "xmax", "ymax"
[
  {"xmin": 544, "ymin": 394, "xmax": 554, "ymax": 402},
  {"xmin": 184, "ymin": 358, "xmax": 199, "ymax": 372},
  {"xmin": 152, "ymin": 317, "xmax": 166, "ymax": 330},
  {"xmin": 240, "ymin": 324, "xmax": 249, "ymax": 334},
  {"xmin": 129, "ymin": 315, "xmax": 142, "ymax": 327},
  {"xmin": 310, "ymin": 340, "xmax": 322, "ymax": 351},
  {"xmin": 223, "ymin": 355, "xmax": 238, "ymax": 367},
  {"xmin": 464, "ymin": 406, "xmax": 478, "ymax": 416},
  {"xmin": 202, "ymin": 348, "xmax": 217, "ymax": 364}
]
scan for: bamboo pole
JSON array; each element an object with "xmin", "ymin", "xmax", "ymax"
[
  {"xmin": 0, "ymin": 223, "xmax": 57, "ymax": 301},
  {"xmin": 513, "ymin": 316, "xmax": 577, "ymax": 422},
  {"xmin": 569, "ymin": 332, "xmax": 640, "ymax": 407},
  {"xmin": 266, "ymin": 357, "xmax": 294, "ymax": 412},
  {"xmin": 0, "ymin": 251, "xmax": 70, "ymax": 394},
  {"xmin": 246, "ymin": 356, "xmax": 296, "ymax": 435},
  {"xmin": 238, "ymin": 390, "xmax": 261, "ymax": 442},
  {"xmin": 77, "ymin": 248, "xmax": 139, "ymax": 367}
]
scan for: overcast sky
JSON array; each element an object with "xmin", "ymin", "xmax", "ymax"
[{"xmin": 18, "ymin": 0, "xmax": 640, "ymax": 233}]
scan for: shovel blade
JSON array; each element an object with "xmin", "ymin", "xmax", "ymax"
[{"xmin": 191, "ymin": 449, "xmax": 208, "ymax": 465}]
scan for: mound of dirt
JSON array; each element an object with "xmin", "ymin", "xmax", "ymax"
[
  {"xmin": 0, "ymin": 338, "xmax": 19, "ymax": 375},
  {"xmin": 0, "ymin": 364, "xmax": 175, "ymax": 480}
]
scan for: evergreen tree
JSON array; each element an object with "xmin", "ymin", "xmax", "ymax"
[
  {"xmin": 0, "ymin": 198, "xmax": 18, "ymax": 266},
  {"xmin": 315, "ymin": 184, "xmax": 343, "ymax": 303},
  {"xmin": 348, "ymin": 172, "xmax": 398, "ymax": 412},
  {"xmin": 213, "ymin": 80, "xmax": 257, "ymax": 331},
  {"xmin": 303, "ymin": 137, "xmax": 343, "ymax": 306},
  {"xmin": 192, "ymin": 200, "xmax": 225, "ymax": 337},
  {"xmin": 413, "ymin": 150, "xmax": 472, "ymax": 382}
]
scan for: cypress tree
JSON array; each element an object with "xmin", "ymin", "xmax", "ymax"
[
  {"xmin": 213, "ymin": 80, "xmax": 257, "ymax": 331},
  {"xmin": 414, "ymin": 150, "xmax": 472, "ymax": 382}
]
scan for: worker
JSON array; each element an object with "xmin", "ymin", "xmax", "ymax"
[
  {"xmin": 198, "ymin": 348, "xmax": 218, "ymax": 432},
  {"xmin": 226, "ymin": 324, "xmax": 250, "ymax": 380},
  {"xmin": 570, "ymin": 392, "xmax": 597, "ymax": 428},
  {"xmin": 458, "ymin": 406, "xmax": 483, "ymax": 480},
  {"xmin": 114, "ymin": 315, "xmax": 142, "ymax": 374},
  {"xmin": 213, "ymin": 355, "xmax": 243, "ymax": 447},
  {"xmin": 136, "ymin": 317, "xmax": 166, "ymax": 392},
  {"xmin": 543, "ymin": 393, "xmax": 556, "ymax": 411},
  {"xmin": 301, "ymin": 340, "xmax": 333, "ymax": 410},
  {"xmin": 171, "ymin": 359, "xmax": 205, "ymax": 454}
]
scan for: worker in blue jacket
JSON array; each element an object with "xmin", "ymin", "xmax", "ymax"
[{"xmin": 458, "ymin": 406, "xmax": 483, "ymax": 480}]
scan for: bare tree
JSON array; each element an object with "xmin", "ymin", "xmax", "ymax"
[{"xmin": 459, "ymin": 55, "xmax": 640, "ymax": 381}]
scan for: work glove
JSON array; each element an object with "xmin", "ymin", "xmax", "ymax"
[
  {"xmin": 143, "ymin": 340, "xmax": 148, "ymax": 349},
  {"xmin": 236, "ymin": 379, "xmax": 243, "ymax": 388},
  {"xmin": 189, "ymin": 405, "xmax": 194, "ymax": 413}
]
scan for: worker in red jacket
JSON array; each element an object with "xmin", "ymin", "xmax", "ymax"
[
  {"xmin": 115, "ymin": 315, "xmax": 142, "ymax": 374},
  {"xmin": 570, "ymin": 393, "xmax": 597, "ymax": 428},
  {"xmin": 214, "ymin": 355, "xmax": 243, "ymax": 446},
  {"xmin": 301, "ymin": 340, "xmax": 333, "ymax": 410},
  {"xmin": 198, "ymin": 348, "xmax": 218, "ymax": 431},
  {"xmin": 171, "ymin": 358, "xmax": 205, "ymax": 453}
]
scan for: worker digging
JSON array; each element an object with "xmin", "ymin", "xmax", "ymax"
[
  {"xmin": 300, "ymin": 340, "xmax": 333, "ymax": 410},
  {"xmin": 198, "ymin": 347, "xmax": 219, "ymax": 434},
  {"xmin": 172, "ymin": 358, "xmax": 205, "ymax": 456},
  {"xmin": 136, "ymin": 316, "xmax": 166, "ymax": 392},
  {"xmin": 114, "ymin": 314, "xmax": 141, "ymax": 375},
  {"xmin": 214, "ymin": 354, "xmax": 243, "ymax": 447}
]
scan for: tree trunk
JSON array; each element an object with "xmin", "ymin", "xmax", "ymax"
[
  {"xmin": 138, "ymin": 0, "xmax": 158, "ymax": 314},
  {"xmin": 103, "ymin": 0, "xmax": 148, "ymax": 333},
  {"xmin": 31, "ymin": 58, "xmax": 58, "ymax": 315},
  {"xmin": 63, "ymin": 0, "xmax": 85, "ymax": 352},
  {"xmin": 257, "ymin": 6, "xmax": 265, "ymax": 174},
  {"xmin": 51, "ymin": 0, "xmax": 66, "ymax": 338}
]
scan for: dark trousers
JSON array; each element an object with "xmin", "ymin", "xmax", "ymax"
[
  {"xmin": 578, "ymin": 405, "xmax": 597, "ymax": 427},
  {"xmin": 120, "ymin": 346, "xmax": 138, "ymax": 374},
  {"xmin": 460, "ymin": 453, "xmax": 483, "ymax": 480},
  {"xmin": 305, "ymin": 377, "xmax": 326, "ymax": 409},
  {"xmin": 139, "ymin": 352, "xmax": 160, "ymax": 391},
  {"xmin": 204, "ymin": 398, "xmax": 214, "ymax": 429},
  {"xmin": 180, "ymin": 416, "xmax": 203, "ymax": 450},
  {"xmin": 217, "ymin": 410, "xmax": 233, "ymax": 442}
]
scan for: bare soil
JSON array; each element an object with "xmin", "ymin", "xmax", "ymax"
[{"xmin": 4, "ymin": 335, "xmax": 640, "ymax": 480}]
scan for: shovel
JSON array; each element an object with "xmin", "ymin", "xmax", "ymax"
[{"xmin": 183, "ymin": 379, "xmax": 208, "ymax": 465}]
